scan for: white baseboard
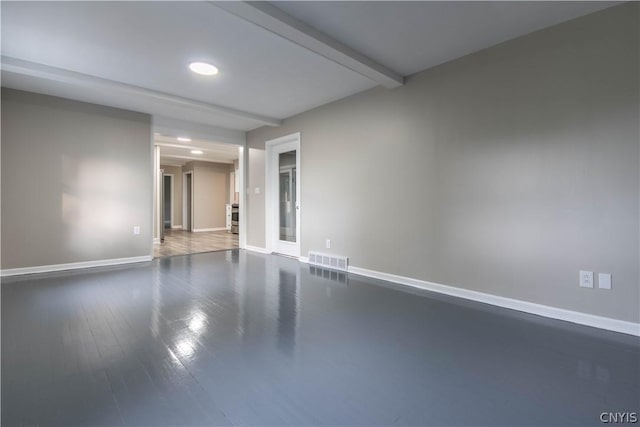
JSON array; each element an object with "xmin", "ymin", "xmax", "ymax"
[
  {"xmin": 192, "ymin": 227, "xmax": 226, "ymax": 232},
  {"xmin": 244, "ymin": 245, "xmax": 271, "ymax": 254},
  {"xmin": 171, "ymin": 225, "xmax": 183, "ymax": 229},
  {"xmin": 347, "ymin": 265, "xmax": 640, "ymax": 337},
  {"xmin": 153, "ymin": 238, "xmax": 161, "ymax": 244},
  {"xmin": 0, "ymin": 256, "xmax": 153, "ymax": 278}
]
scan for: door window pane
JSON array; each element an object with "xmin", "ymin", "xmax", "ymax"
[{"xmin": 279, "ymin": 151, "xmax": 296, "ymax": 242}]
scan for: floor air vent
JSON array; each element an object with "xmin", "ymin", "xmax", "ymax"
[
  {"xmin": 308, "ymin": 251, "xmax": 348, "ymax": 272},
  {"xmin": 309, "ymin": 266, "xmax": 348, "ymax": 284}
]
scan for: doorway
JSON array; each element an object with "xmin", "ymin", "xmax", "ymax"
[
  {"xmin": 163, "ymin": 174, "xmax": 173, "ymax": 229},
  {"xmin": 266, "ymin": 133, "xmax": 300, "ymax": 258},
  {"xmin": 152, "ymin": 138, "xmax": 245, "ymax": 258},
  {"xmin": 183, "ymin": 171, "xmax": 193, "ymax": 232}
]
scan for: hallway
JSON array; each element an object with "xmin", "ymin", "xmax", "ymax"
[{"xmin": 154, "ymin": 229, "xmax": 238, "ymax": 258}]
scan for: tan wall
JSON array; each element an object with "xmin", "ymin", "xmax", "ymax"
[
  {"xmin": 1, "ymin": 89, "xmax": 153, "ymax": 268},
  {"xmin": 232, "ymin": 159, "xmax": 240, "ymax": 204},
  {"xmin": 183, "ymin": 161, "xmax": 231, "ymax": 230},
  {"xmin": 247, "ymin": 4, "xmax": 639, "ymax": 322},
  {"xmin": 160, "ymin": 165, "xmax": 183, "ymax": 227}
]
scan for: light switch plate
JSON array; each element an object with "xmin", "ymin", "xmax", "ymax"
[
  {"xmin": 579, "ymin": 270, "xmax": 594, "ymax": 288},
  {"xmin": 133, "ymin": 226, "xmax": 141, "ymax": 235},
  {"xmin": 598, "ymin": 273, "xmax": 611, "ymax": 290}
]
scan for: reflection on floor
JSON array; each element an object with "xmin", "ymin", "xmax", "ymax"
[
  {"xmin": 154, "ymin": 229, "xmax": 238, "ymax": 258},
  {"xmin": 2, "ymin": 250, "xmax": 638, "ymax": 426}
]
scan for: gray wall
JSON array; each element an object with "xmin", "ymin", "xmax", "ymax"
[
  {"xmin": 247, "ymin": 4, "xmax": 639, "ymax": 322},
  {"xmin": 2, "ymin": 89, "xmax": 153, "ymax": 268},
  {"xmin": 247, "ymin": 148, "xmax": 265, "ymax": 245}
]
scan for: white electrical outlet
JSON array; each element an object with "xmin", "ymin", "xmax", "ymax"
[
  {"xmin": 326, "ymin": 239, "xmax": 331, "ymax": 249},
  {"xmin": 579, "ymin": 270, "xmax": 593, "ymax": 288},
  {"xmin": 133, "ymin": 226, "xmax": 141, "ymax": 235},
  {"xmin": 598, "ymin": 273, "xmax": 612, "ymax": 290}
]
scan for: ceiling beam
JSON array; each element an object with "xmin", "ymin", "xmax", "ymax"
[
  {"xmin": 212, "ymin": 1, "xmax": 404, "ymax": 89},
  {"xmin": 1, "ymin": 56, "xmax": 282, "ymax": 127},
  {"xmin": 154, "ymin": 141, "xmax": 239, "ymax": 158},
  {"xmin": 153, "ymin": 116, "xmax": 246, "ymax": 146},
  {"xmin": 160, "ymin": 154, "xmax": 234, "ymax": 164}
]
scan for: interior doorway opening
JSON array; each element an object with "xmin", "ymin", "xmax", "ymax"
[
  {"xmin": 183, "ymin": 171, "xmax": 193, "ymax": 232},
  {"xmin": 153, "ymin": 135, "xmax": 244, "ymax": 258},
  {"xmin": 163, "ymin": 174, "xmax": 173, "ymax": 229}
]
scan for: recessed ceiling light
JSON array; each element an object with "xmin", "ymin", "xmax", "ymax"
[
  {"xmin": 189, "ymin": 62, "xmax": 218, "ymax": 76},
  {"xmin": 177, "ymin": 137, "xmax": 191, "ymax": 142},
  {"xmin": 191, "ymin": 150, "xmax": 203, "ymax": 155}
]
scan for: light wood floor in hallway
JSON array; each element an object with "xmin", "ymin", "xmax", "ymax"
[{"xmin": 154, "ymin": 229, "xmax": 239, "ymax": 258}]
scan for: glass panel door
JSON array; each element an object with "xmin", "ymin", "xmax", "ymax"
[
  {"xmin": 269, "ymin": 133, "xmax": 300, "ymax": 258},
  {"xmin": 279, "ymin": 150, "xmax": 297, "ymax": 243}
]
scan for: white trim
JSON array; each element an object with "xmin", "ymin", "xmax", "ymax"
[
  {"xmin": 153, "ymin": 238, "xmax": 161, "ymax": 245},
  {"xmin": 2, "ymin": 56, "xmax": 282, "ymax": 127},
  {"xmin": 212, "ymin": 2, "xmax": 403, "ymax": 88},
  {"xmin": 265, "ymin": 132, "xmax": 301, "ymax": 257},
  {"xmin": 265, "ymin": 148, "xmax": 270, "ymax": 253},
  {"xmin": 192, "ymin": 227, "xmax": 226, "ymax": 232},
  {"xmin": 348, "ymin": 265, "xmax": 640, "ymax": 337},
  {"xmin": 171, "ymin": 225, "xmax": 183, "ymax": 229},
  {"xmin": 148, "ymin": 129, "xmax": 155, "ymax": 257},
  {"xmin": 153, "ymin": 146, "xmax": 162, "ymax": 245},
  {"xmin": 244, "ymin": 245, "xmax": 271, "ymax": 254},
  {"xmin": 299, "ymin": 256, "xmax": 309, "ymax": 263},
  {"xmin": 0, "ymin": 256, "xmax": 153, "ymax": 278},
  {"xmin": 239, "ymin": 145, "xmax": 247, "ymax": 249}
]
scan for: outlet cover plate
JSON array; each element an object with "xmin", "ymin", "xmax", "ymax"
[{"xmin": 579, "ymin": 270, "xmax": 594, "ymax": 288}]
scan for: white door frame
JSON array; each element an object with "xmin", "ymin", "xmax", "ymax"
[
  {"xmin": 265, "ymin": 132, "xmax": 301, "ymax": 257},
  {"xmin": 163, "ymin": 173, "xmax": 175, "ymax": 228},
  {"xmin": 182, "ymin": 171, "xmax": 194, "ymax": 232},
  {"xmin": 238, "ymin": 146, "xmax": 247, "ymax": 249},
  {"xmin": 153, "ymin": 146, "xmax": 161, "ymax": 245}
]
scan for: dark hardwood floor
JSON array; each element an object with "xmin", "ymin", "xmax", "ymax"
[{"xmin": 1, "ymin": 250, "xmax": 638, "ymax": 426}]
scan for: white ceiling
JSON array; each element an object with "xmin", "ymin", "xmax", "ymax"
[
  {"xmin": 1, "ymin": 1, "xmax": 616, "ymax": 133},
  {"xmin": 274, "ymin": 1, "xmax": 617, "ymax": 76},
  {"xmin": 1, "ymin": 1, "xmax": 374, "ymax": 130}
]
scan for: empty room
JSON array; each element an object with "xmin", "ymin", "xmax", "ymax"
[{"xmin": 1, "ymin": 1, "xmax": 638, "ymax": 426}]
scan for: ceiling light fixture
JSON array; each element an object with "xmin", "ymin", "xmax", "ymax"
[
  {"xmin": 177, "ymin": 137, "xmax": 191, "ymax": 142},
  {"xmin": 191, "ymin": 150, "xmax": 203, "ymax": 155},
  {"xmin": 189, "ymin": 62, "xmax": 218, "ymax": 76}
]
